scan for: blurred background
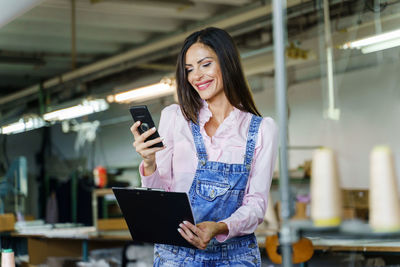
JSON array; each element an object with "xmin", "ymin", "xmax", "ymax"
[{"xmin": 1, "ymin": 0, "xmax": 400, "ymax": 266}]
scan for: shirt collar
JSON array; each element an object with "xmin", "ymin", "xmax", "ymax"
[{"xmin": 198, "ymin": 100, "xmax": 242, "ymax": 133}]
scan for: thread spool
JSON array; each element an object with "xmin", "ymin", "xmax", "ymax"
[
  {"xmin": 1, "ymin": 249, "xmax": 15, "ymax": 267},
  {"xmin": 310, "ymin": 148, "xmax": 342, "ymax": 227},
  {"xmin": 369, "ymin": 146, "xmax": 400, "ymax": 232}
]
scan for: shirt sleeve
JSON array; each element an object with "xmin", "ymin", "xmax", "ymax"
[
  {"xmin": 215, "ymin": 117, "xmax": 279, "ymax": 242},
  {"xmin": 139, "ymin": 104, "xmax": 178, "ymax": 191}
]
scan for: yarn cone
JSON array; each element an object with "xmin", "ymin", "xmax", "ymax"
[
  {"xmin": 1, "ymin": 249, "xmax": 15, "ymax": 267},
  {"xmin": 311, "ymin": 148, "xmax": 342, "ymax": 227},
  {"xmin": 369, "ymin": 146, "xmax": 400, "ymax": 232}
]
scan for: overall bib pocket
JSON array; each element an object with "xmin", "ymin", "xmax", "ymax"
[{"xmin": 195, "ymin": 180, "xmax": 229, "ymax": 201}]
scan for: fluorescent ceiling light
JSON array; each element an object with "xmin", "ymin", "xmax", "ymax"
[
  {"xmin": 361, "ymin": 38, "xmax": 400, "ymax": 54},
  {"xmin": 43, "ymin": 99, "xmax": 109, "ymax": 122},
  {"xmin": 108, "ymin": 77, "xmax": 176, "ymax": 103},
  {"xmin": 341, "ymin": 28, "xmax": 400, "ymax": 53},
  {"xmin": 1, "ymin": 117, "xmax": 45, "ymax": 135}
]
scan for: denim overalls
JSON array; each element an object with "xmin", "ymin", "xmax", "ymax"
[{"xmin": 154, "ymin": 115, "xmax": 262, "ymax": 267}]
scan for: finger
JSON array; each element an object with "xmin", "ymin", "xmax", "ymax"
[
  {"xmin": 178, "ymin": 228, "xmax": 196, "ymax": 245},
  {"xmin": 136, "ymin": 144, "xmax": 165, "ymax": 157},
  {"xmin": 138, "ymin": 127, "xmax": 158, "ymax": 142},
  {"xmin": 130, "ymin": 121, "xmax": 141, "ymax": 139},
  {"xmin": 144, "ymin": 137, "xmax": 164, "ymax": 148},
  {"xmin": 178, "ymin": 226, "xmax": 204, "ymax": 249},
  {"xmin": 179, "ymin": 223, "xmax": 196, "ymax": 241},
  {"xmin": 178, "ymin": 226, "xmax": 207, "ymax": 250},
  {"xmin": 183, "ymin": 221, "xmax": 200, "ymax": 235}
]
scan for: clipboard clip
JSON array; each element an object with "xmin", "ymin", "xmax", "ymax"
[{"xmin": 133, "ymin": 187, "xmax": 165, "ymax": 192}]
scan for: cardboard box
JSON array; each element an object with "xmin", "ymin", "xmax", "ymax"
[
  {"xmin": 342, "ymin": 189, "xmax": 369, "ymax": 209},
  {"xmin": 342, "ymin": 189, "xmax": 370, "ymax": 221},
  {"xmin": 275, "ymin": 201, "xmax": 310, "ymax": 221},
  {"xmin": 28, "ymin": 237, "xmax": 127, "ymax": 265},
  {"xmin": 97, "ymin": 218, "xmax": 128, "ymax": 231},
  {"xmin": 28, "ymin": 238, "xmax": 82, "ymax": 265},
  {"xmin": 0, "ymin": 213, "xmax": 15, "ymax": 231},
  {"xmin": 342, "ymin": 207, "xmax": 356, "ymax": 220}
]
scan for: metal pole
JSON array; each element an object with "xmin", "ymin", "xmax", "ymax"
[
  {"xmin": 71, "ymin": 0, "xmax": 77, "ymax": 69},
  {"xmin": 82, "ymin": 240, "xmax": 89, "ymax": 262},
  {"xmin": 273, "ymin": 0, "xmax": 292, "ymax": 266}
]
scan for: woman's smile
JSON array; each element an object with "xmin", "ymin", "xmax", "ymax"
[{"xmin": 195, "ymin": 79, "xmax": 213, "ymax": 91}]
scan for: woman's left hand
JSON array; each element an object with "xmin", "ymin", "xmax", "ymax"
[{"xmin": 178, "ymin": 221, "xmax": 227, "ymax": 250}]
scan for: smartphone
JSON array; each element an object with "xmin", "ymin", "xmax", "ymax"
[{"xmin": 129, "ymin": 105, "xmax": 163, "ymax": 148}]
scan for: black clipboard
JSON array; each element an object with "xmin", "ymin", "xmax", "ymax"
[{"xmin": 112, "ymin": 187, "xmax": 196, "ymax": 248}]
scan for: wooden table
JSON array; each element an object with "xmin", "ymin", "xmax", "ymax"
[
  {"xmin": 257, "ymin": 233, "xmax": 400, "ymax": 253},
  {"xmin": 310, "ymin": 237, "xmax": 400, "ymax": 252},
  {"xmin": 12, "ymin": 230, "xmax": 132, "ymax": 265}
]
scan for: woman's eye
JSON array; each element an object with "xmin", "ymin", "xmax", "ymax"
[
  {"xmin": 186, "ymin": 68, "xmax": 193, "ymax": 73},
  {"xmin": 202, "ymin": 62, "xmax": 211, "ymax": 67}
]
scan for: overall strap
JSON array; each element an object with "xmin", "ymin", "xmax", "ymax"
[
  {"xmin": 243, "ymin": 115, "xmax": 263, "ymax": 169},
  {"xmin": 190, "ymin": 121, "xmax": 208, "ymax": 164}
]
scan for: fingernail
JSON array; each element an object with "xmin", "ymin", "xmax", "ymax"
[
  {"xmin": 160, "ymin": 137, "xmax": 165, "ymax": 141},
  {"xmin": 152, "ymin": 127, "xmax": 156, "ymax": 131},
  {"xmin": 177, "ymin": 228, "xmax": 181, "ymax": 233},
  {"xmin": 183, "ymin": 221, "xmax": 188, "ymax": 225},
  {"xmin": 179, "ymin": 223, "xmax": 183, "ymax": 228}
]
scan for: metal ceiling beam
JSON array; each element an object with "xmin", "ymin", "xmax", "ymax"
[
  {"xmin": 20, "ymin": 6, "xmax": 181, "ymax": 32},
  {"xmin": 44, "ymin": 0, "xmax": 214, "ymax": 21},
  {"xmin": 0, "ymin": 67, "xmax": 65, "ymax": 77},
  {"xmin": 0, "ymin": 0, "xmax": 305, "ymax": 106},
  {"xmin": 192, "ymin": 0, "xmax": 252, "ymax": 6},
  {"xmin": 0, "ymin": 20, "xmax": 151, "ymax": 43},
  {"xmin": 0, "ymin": 55, "xmax": 45, "ymax": 66},
  {"xmin": 0, "ymin": 33, "xmax": 120, "ymax": 54}
]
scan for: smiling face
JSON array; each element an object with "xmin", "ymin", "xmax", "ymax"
[{"xmin": 185, "ymin": 42, "xmax": 225, "ymax": 103}]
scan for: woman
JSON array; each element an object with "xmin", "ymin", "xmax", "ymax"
[{"xmin": 131, "ymin": 27, "xmax": 278, "ymax": 266}]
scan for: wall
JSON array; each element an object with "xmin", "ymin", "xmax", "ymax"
[{"xmin": 254, "ymin": 58, "xmax": 400, "ymax": 189}]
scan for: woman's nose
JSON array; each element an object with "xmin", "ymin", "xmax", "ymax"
[{"xmin": 192, "ymin": 68, "xmax": 203, "ymax": 81}]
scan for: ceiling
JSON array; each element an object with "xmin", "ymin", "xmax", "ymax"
[{"xmin": 0, "ymin": 0, "xmax": 398, "ymax": 125}]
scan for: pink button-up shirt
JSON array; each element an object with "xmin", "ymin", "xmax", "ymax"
[{"xmin": 139, "ymin": 102, "xmax": 278, "ymax": 242}]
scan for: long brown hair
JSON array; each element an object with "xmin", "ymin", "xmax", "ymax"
[{"xmin": 176, "ymin": 27, "xmax": 261, "ymax": 123}]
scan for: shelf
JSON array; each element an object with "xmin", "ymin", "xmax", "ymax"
[
  {"xmin": 93, "ymin": 188, "xmax": 113, "ymax": 197},
  {"xmin": 290, "ymin": 219, "xmax": 400, "ymax": 240},
  {"xmin": 271, "ymin": 177, "xmax": 310, "ymax": 185},
  {"xmin": 92, "ymin": 188, "xmax": 124, "ymax": 230}
]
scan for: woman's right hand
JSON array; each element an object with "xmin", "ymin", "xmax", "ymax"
[{"xmin": 130, "ymin": 121, "xmax": 165, "ymax": 176}]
